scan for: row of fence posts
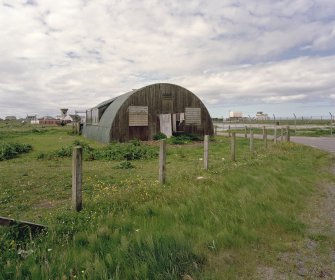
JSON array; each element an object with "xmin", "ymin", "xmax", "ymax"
[
  {"xmin": 225, "ymin": 125, "xmax": 290, "ymax": 142},
  {"xmin": 224, "ymin": 123, "xmax": 334, "ymax": 137},
  {"xmin": 71, "ymin": 126, "xmax": 291, "ymax": 212}
]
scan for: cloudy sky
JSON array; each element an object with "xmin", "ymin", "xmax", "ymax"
[{"xmin": 0, "ymin": 0, "xmax": 334, "ymax": 119}]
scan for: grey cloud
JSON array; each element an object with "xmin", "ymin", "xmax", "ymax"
[{"xmin": 0, "ymin": 0, "xmax": 335, "ymax": 118}]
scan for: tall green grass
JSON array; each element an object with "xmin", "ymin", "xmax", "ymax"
[{"xmin": 0, "ymin": 127, "xmax": 333, "ymax": 279}]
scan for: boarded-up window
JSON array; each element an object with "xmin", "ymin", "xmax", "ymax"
[
  {"xmin": 129, "ymin": 106, "xmax": 148, "ymax": 126},
  {"xmin": 185, "ymin": 107, "xmax": 201, "ymax": 125}
]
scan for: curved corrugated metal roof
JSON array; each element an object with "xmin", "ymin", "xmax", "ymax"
[
  {"xmin": 83, "ymin": 83, "xmax": 211, "ymax": 143},
  {"xmin": 94, "ymin": 89, "xmax": 141, "ymax": 109},
  {"xmin": 83, "ymin": 88, "xmax": 142, "ymax": 142},
  {"xmin": 98, "ymin": 90, "xmax": 135, "ymax": 128}
]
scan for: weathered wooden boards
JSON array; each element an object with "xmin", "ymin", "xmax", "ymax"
[
  {"xmin": 159, "ymin": 139, "xmax": 167, "ymax": 184},
  {"xmin": 0, "ymin": 216, "xmax": 46, "ymax": 236},
  {"xmin": 72, "ymin": 146, "xmax": 83, "ymax": 212}
]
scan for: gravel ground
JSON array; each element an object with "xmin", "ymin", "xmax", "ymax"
[{"xmin": 256, "ymin": 160, "xmax": 335, "ymax": 279}]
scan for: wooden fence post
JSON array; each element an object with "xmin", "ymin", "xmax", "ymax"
[
  {"xmin": 228, "ymin": 125, "xmax": 231, "ymax": 137},
  {"xmin": 231, "ymin": 132, "xmax": 236, "ymax": 161},
  {"xmin": 264, "ymin": 128, "xmax": 268, "ymax": 148},
  {"xmin": 72, "ymin": 146, "xmax": 83, "ymax": 212},
  {"xmin": 274, "ymin": 126, "xmax": 277, "ymax": 144},
  {"xmin": 244, "ymin": 126, "xmax": 247, "ymax": 138},
  {"xmin": 204, "ymin": 135, "xmax": 209, "ymax": 170},
  {"xmin": 286, "ymin": 126, "xmax": 290, "ymax": 142},
  {"xmin": 214, "ymin": 126, "xmax": 217, "ymax": 136},
  {"xmin": 159, "ymin": 139, "xmax": 166, "ymax": 184},
  {"xmin": 250, "ymin": 129, "xmax": 254, "ymax": 154},
  {"xmin": 281, "ymin": 127, "xmax": 284, "ymax": 141}
]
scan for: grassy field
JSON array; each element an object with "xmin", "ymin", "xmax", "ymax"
[{"xmin": 0, "ymin": 122, "xmax": 334, "ymax": 279}]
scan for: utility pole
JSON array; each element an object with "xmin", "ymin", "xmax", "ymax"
[{"xmin": 293, "ymin": 113, "xmax": 297, "ymax": 135}]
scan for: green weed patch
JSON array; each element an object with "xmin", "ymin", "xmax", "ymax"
[
  {"xmin": 0, "ymin": 142, "xmax": 32, "ymax": 161},
  {"xmin": 37, "ymin": 139, "xmax": 158, "ymax": 161}
]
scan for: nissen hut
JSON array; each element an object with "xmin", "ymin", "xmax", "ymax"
[{"xmin": 83, "ymin": 83, "xmax": 214, "ymax": 143}]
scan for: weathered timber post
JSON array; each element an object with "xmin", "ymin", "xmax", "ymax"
[
  {"xmin": 228, "ymin": 125, "xmax": 231, "ymax": 137},
  {"xmin": 214, "ymin": 125, "xmax": 218, "ymax": 136},
  {"xmin": 72, "ymin": 146, "xmax": 83, "ymax": 212},
  {"xmin": 262, "ymin": 126, "xmax": 266, "ymax": 140},
  {"xmin": 76, "ymin": 122, "xmax": 80, "ymax": 134},
  {"xmin": 244, "ymin": 126, "xmax": 248, "ymax": 138},
  {"xmin": 264, "ymin": 128, "xmax": 268, "ymax": 148},
  {"xmin": 159, "ymin": 139, "xmax": 166, "ymax": 184},
  {"xmin": 274, "ymin": 126, "xmax": 277, "ymax": 144},
  {"xmin": 286, "ymin": 126, "xmax": 290, "ymax": 142},
  {"xmin": 250, "ymin": 129, "xmax": 254, "ymax": 154},
  {"xmin": 281, "ymin": 127, "xmax": 284, "ymax": 141},
  {"xmin": 204, "ymin": 135, "xmax": 209, "ymax": 170},
  {"xmin": 231, "ymin": 132, "xmax": 236, "ymax": 161}
]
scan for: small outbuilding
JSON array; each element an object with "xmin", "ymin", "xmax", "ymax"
[{"xmin": 83, "ymin": 83, "xmax": 214, "ymax": 143}]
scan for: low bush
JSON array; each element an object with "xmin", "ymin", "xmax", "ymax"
[
  {"xmin": 168, "ymin": 133, "xmax": 203, "ymax": 144},
  {"xmin": 153, "ymin": 132, "xmax": 167, "ymax": 140},
  {"xmin": 0, "ymin": 142, "xmax": 32, "ymax": 161},
  {"xmin": 92, "ymin": 141, "xmax": 158, "ymax": 160},
  {"xmin": 37, "ymin": 140, "xmax": 158, "ymax": 161}
]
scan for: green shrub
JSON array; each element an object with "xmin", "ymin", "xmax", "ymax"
[
  {"xmin": 37, "ymin": 140, "xmax": 158, "ymax": 161},
  {"xmin": 93, "ymin": 141, "xmax": 158, "ymax": 160},
  {"xmin": 153, "ymin": 132, "xmax": 167, "ymax": 140},
  {"xmin": 168, "ymin": 133, "xmax": 202, "ymax": 145},
  {"xmin": 0, "ymin": 142, "xmax": 32, "ymax": 161}
]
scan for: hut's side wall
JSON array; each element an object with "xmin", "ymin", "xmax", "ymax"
[
  {"xmin": 110, "ymin": 84, "xmax": 213, "ymax": 142},
  {"xmin": 82, "ymin": 124, "xmax": 111, "ymax": 143}
]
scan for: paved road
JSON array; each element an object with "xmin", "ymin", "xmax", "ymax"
[{"xmin": 291, "ymin": 137, "xmax": 335, "ymax": 154}]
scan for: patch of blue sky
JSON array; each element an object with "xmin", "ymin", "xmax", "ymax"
[
  {"xmin": 277, "ymin": 46, "xmax": 335, "ymax": 61},
  {"xmin": 66, "ymin": 52, "xmax": 81, "ymax": 59}
]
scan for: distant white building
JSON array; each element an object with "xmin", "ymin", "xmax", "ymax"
[
  {"xmin": 255, "ymin": 111, "xmax": 269, "ymax": 120},
  {"xmin": 229, "ymin": 111, "xmax": 243, "ymax": 118},
  {"xmin": 26, "ymin": 115, "xmax": 38, "ymax": 124}
]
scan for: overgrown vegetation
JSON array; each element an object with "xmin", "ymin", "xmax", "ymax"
[
  {"xmin": 153, "ymin": 132, "xmax": 167, "ymax": 140},
  {"xmin": 37, "ymin": 139, "xmax": 158, "ymax": 161},
  {"xmin": 168, "ymin": 133, "xmax": 203, "ymax": 144},
  {"xmin": 0, "ymin": 126, "xmax": 334, "ymax": 279},
  {"xmin": 0, "ymin": 142, "xmax": 32, "ymax": 161}
]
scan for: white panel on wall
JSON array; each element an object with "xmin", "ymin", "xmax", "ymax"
[
  {"xmin": 185, "ymin": 107, "xmax": 201, "ymax": 125},
  {"xmin": 129, "ymin": 106, "xmax": 148, "ymax": 126}
]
